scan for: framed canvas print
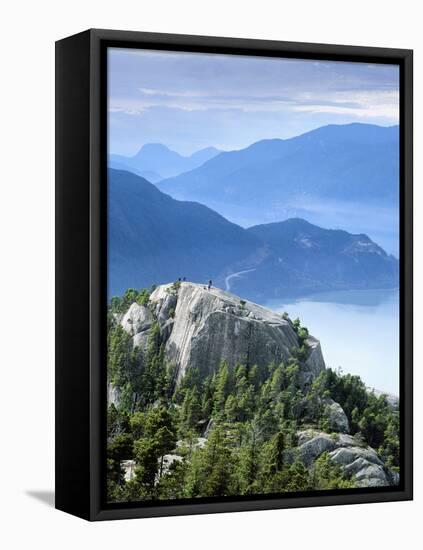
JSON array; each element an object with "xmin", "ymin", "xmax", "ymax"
[{"xmin": 55, "ymin": 29, "xmax": 413, "ymax": 521}]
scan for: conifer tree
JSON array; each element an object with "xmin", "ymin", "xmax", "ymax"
[{"xmin": 213, "ymin": 361, "xmax": 231, "ymax": 416}]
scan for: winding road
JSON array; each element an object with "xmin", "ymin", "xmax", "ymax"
[{"xmin": 224, "ymin": 268, "xmax": 256, "ymax": 292}]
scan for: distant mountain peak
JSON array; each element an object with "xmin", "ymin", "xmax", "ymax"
[
  {"xmin": 109, "ymin": 143, "xmax": 221, "ymax": 180},
  {"xmin": 157, "ymin": 123, "xmax": 400, "ymax": 233},
  {"xmin": 109, "ymin": 169, "xmax": 398, "ymax": 302},
  {"xmin": 135, "ymin": 142, "xmax": 174, "ymax": 154},
  {"xmin": 192, "ymin": 146, "xmax": 220, "ymax": 155},
  {"xmin": 274, "ymin": 217, "xmax": 314, "ymax": 228},
  {"xmin": 300, "ymin": 122, "xmax": 400, "ymax": 143},
  {"xmin": 250, "ymin": 217, "xmax": 374, "ymax": 241}
]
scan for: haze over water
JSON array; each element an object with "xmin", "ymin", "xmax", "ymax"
[{"xmin": 266, "ymin": 288, "xmax": 399, "ymax": 395}]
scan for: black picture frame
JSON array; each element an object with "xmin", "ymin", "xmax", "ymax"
[{"xmin": 55, "ymin": 28, "xmax": 413, "ymax": 521}]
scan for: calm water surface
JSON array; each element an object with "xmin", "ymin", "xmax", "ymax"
[{"xmin": 265, "ymin": 289, "xmax": 399, "ymax": 395}]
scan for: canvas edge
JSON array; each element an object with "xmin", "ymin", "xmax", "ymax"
[{"xmin": 55, "ymin": 28, "xmax": 413, "ymax": 522}]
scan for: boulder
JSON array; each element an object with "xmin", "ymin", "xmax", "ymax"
[
  {"xmin": 108, "ymin": 383, "xmax": 121, "ymax": 407},
  {"xmin": 121, "ymin": 303, "xmax": 154, "ymax": 335},
  {"xmin": 343, "ymin": 457, "xmax": 389, "ymax": 487},
  {"xmin": 323, "ymin": 397, "xmax": 350, "ymax": 433},
  {"xmin": 329, "ymin": 446, "xmax": 383, "ymax": 467},
  {"xmin": 329, "ymin": 444, "xmax": 389, "ymax": 486},
  {"xmin": 295, "ymin": 429, "xmax": 391, "ymax": 487},
  {"xmin": 343, "ymin": 456, "xmax": 372, "ymax": 476},
  {"xmin": 388, "ymin": 470, "xmax": 400, "ymax": 486},
  {"xmin": 337, "ymin": 433, "xmax": 359, "ymax": 447},
  {"xmin": 297, "ymin": 429, "xmax": 322, "ymax": 446},
  {"xmin": 299, "ymin": 433, "xmax": 337, "ymax": 467},
  {"xmin": 354, "ymin": 464, "xmax": 389, "ymax": 487}
]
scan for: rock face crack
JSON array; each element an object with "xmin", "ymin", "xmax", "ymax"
[{"xmin": 245, "ymin": 322, "xmax": 253, "ymax": 368}]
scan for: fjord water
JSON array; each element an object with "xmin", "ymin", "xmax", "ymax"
[{"xmin": 265, "ymin": 288, "xmax": 399, "ymax": 395}]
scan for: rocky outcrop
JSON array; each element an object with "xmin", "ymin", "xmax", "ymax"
[
  {"xmin": 295, "ymin": 429, "xmax": 397, "ymax": 488},
  {"xmin": 324, "ymin": 398, "xmax": 350, "ymax": 434},
  {"xmin": 115, "ymin": 284, "xmax": 351, "ymax": 439},
  {"xmin": 304, "ymin": 336, "xmax": 326, "ymax": 378},
  {"xmin": 110, "ymin": 282, "xmax": 397, "ymax": 491},
  {"xmin": 108, "ymin": 383, "xmax": 121, "ymax": 407},
  {"xmin": 121, "ymin": 303, "xmax": 154, "ymax": 338},
  {"xmin": 147, "ymin": 282, "xmax": 325, "ymax": 381},
  {"xmin": 296, "ymin": 432, "xmax": 337, "ymax": 467},
  {"xmin": 159, "ymin": 454, "xmax": 183, "ymax": 477}
]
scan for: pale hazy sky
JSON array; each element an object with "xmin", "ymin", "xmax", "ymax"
[{"xmin": 108, "ymin": 47, "xmax": 400, "ymax": 156}]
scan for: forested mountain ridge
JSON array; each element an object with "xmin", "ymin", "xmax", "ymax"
[
  {"xmin": 107, "ymin": 283, "xmax": 400, "ymax": 502},
  {"xmin": 108, "ymin": 168, "xmax": 264, "ymax": 297},
  {"xmin": 236, "ymin": 218, "xmax": 399, "ymax": 301},
  {"xmin": 108, "ymin": 169, "xmax": 398, "ymax": 300},
  {"xmin": 157, "ymin": 123, "xmax": 399, "ymax": 211}
]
